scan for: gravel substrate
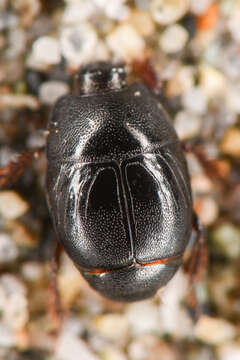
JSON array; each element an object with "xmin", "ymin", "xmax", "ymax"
[{"xmin": 0, "ymin": 1, "xmax": 240, "ymax": 359}]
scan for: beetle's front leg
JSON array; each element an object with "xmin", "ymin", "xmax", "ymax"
[
  {"xmin": 0, "ymin": 147, "xmax": 44, "ymax": 188},
  {"xmin": 130, "ymin": 57, "xmax": 159, "ymax": 90}
]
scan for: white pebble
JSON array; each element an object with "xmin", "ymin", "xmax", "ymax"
[
  {"xmin": 60, "ymin": 23, "xmax": 98, "ymax": 68},
  {"xmin": 0, "ymin": 233, "xmax": 19, "ymax": 264},
  {"xmin": 226, "ymin": 84, "xmax": 240, "ymax": 114},
  {"xmin": 128, "ymin": 339, "xmax": 148, "ymax": 360},
  {"xmin": 125, "ymin": 301, "xmax": 160, "ymax": 336},
  {"xmin": 221, "ymin": 45, "xmax": 240, "ymax": 80},
  {"xmin": 21, "ymin": 262, "xmax": 44, "ymax": 282},
  {"xmin": 0, "ymin": 322, "xmax": 15, "ymax": 348},
  {"xmin": 203, "ymin": 40, "xmax": 222, "ymax": 67},
  {"xmin": 190, "ymin": 0, "xmax": 212, "ymax": 14},
  {"xmin": 56, "ymin": 326, "xmax": 99, "ymax": 360},
  {"xmin": 106, "ymin": 24, "xmax": 145, "ymax": 61},
  {"xmin": 182, "ymin": 86, "xmax": 208, "ymax": 115},
  {"xmin": 6, "ymin": 28, "xmax": 26, "ymax": 59},
  {"xmin": 0, "ymin": 275, "xmax": 28, "ymax": 330},
  {"xmin": 39, "ymin": 81, "xmax": 69, "ymax": 105},
  {"xmin": 29, "ymin": 36, "xmax": 61, "ymax": 67},
  {"xmin": 174, "ymin": 111, "xmax": 202, "ymax": 140},
  {"xmin": 151, "ymin": 0, "xmax": 189, "ymax": 25},
  {"xmin": 94, "ymin": 0, "xmax": 129, "ymax": 20},
  {"xmin": 62, "ymin": 1, "xmax": 96, "ymax": 24},
  {"xmin": 227, "ymin": 10, "xmax": 240, "ymax": 44},
  {"xmin": 194, "ymin": 315, "xmax": 236, "ymax": 345},
  {"xmin": 158, "ymin": 270, "xmax": 194, "ymax": 339},
  {"xmin": 0, "ymin": 191, "xmax": 29, "ymax": 219},
  {"xmin": 159, "ymin": 24, "xmax": 189, "ymax": 54},
  {"xmin": 218, "ymin": 343, "xmax": 240, "ymax": 360}
]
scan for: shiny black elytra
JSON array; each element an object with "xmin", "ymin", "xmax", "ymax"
[{"xmin": 46, "ymin": 62, "xmax": 193, "ymax": 302}]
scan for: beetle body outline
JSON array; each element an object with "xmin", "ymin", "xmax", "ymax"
[{"xmin": 46, "ymin": 62, "xmax": 192, "ymax": 302}]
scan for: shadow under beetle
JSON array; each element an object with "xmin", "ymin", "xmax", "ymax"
[{"xmin": 46, "ymin": 62, "xmax": 194, "ymax": 302}]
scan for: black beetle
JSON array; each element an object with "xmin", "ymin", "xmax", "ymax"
[{"xmin": 46, "ymin": 61, "xmax": 193, "ymax": 302}]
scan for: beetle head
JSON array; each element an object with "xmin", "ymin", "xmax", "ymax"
[
  {"xmin": 81, "ymin": 260, "xmax": 181, "ymax": 302},
  {"xmin": 75, "ymin": 61, "xmax": 126, "ymax": 95}
]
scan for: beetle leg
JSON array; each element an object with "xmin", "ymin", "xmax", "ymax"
[
  {"xmin": 48, "ymin": 241, "xmax": 64, "ymax": 333},
  {"xmin": 0, "ymin": 146, "xmax": 44, "ymax": 188},
  {"xmin": 182, "ymin": 140, "xmax": 232, "ymax": 186},
  {"xmin": 186, "ymin": 211, "xmax": 208, "ymax": 281},
  {"xmin": 130, "ymin": 57, "xmax": 160, "ymax": 91},
  {"xmin": 183, "ymin": 212, "xmax": 208, "ymax": 319}
]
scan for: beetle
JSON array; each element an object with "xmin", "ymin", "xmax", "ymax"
[{"xmin": 45, "ymin": 61, "xmax": 194, "ymax": 302}]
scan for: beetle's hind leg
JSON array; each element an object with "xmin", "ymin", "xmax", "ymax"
[
  {"xmin": 49, "ymin": 240, "xmax": 64, "ymax": 333},
  {"xmin": 186, "ymin": 211, "xmax": 208, "ymax": 282},
  {"xmin": 0, "ymin": 146, "xmax": 44, "ymax": 188},
  {"xmin": 184, "ymin": 211, "xmax": 208, "ymax": 319}
]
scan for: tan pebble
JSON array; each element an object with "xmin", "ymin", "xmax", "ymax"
[
  {"xmin": 211, "ymin": 222, "xmax": 240, "ymax": 259},
  {"xmin": 209, "ymin": 267, "xmax": 238, "ymax": 316},
  {"xmin": 191, "ymin": 173, "xmax": 213, "ymax": 193},
  {"xmin": 125, "ymin": 9, "xmax": 155, "ymax": 36},
  {"xmin": 199, "ymin": 63, "xmax": 226, "ymax": 99},
  {"xmin": 166, "ymin": 65, "xmax": 195, "ymax": 97},
  {"xmin": 93, "ymin": 314, "xmax": 129, "ymax": 342},
  {"xmin": 12, "ymin": 0, "xmax": 41, "ymax": 26},
  {"xmin": 6, "ymin": 220, "xmax": 39, "ymax": 247},
  {"xmin": 101, "ymin": 345, "xmax": 128, "ymax": 360},
  {"xmin": 16, "ymin": 329, "xmax": 29, "ymax": 350},
  {"xmin": 194, "ymin": 196, "xmax": 219, "ymax": 226},
  {"xmin": 0, "ymin": 94, "xmax": 38, "ymax": 110},
  {"xmin": 194, "ymin": 315, "xmax": 236, "ymax": 345},
  {"xmin": 0, "ymin": 191, "xmax": 29, "ymax": 219},
  {"xmin": 58, "ymin": 254, "xmax": 84, "ymax": 309},
  {"xmin": 220, "ymin": 127, "xmax": 240, "ymax": 157},
  {"xmin": 106, "ymin": 24, "xmax": 145, "ymax": 61}
]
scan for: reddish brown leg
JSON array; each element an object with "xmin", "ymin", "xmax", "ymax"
[
  {"xmin": 131, "ymin": 58, "xmax": 159, "ymax": 90},
  {"xmin": 0, "ymin": 147, "xmax": 44, "ymax": 188},
  {"xmin": 48, "ymin": 241, "xmax": 64, "ymax": 333},
  {"xmin": 186, "ymin": 211, "xmax": 208, "ymax": 282},
  {"xmin": 182, "ymin": 140, "xmax": 232, "ymax": 186}
]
